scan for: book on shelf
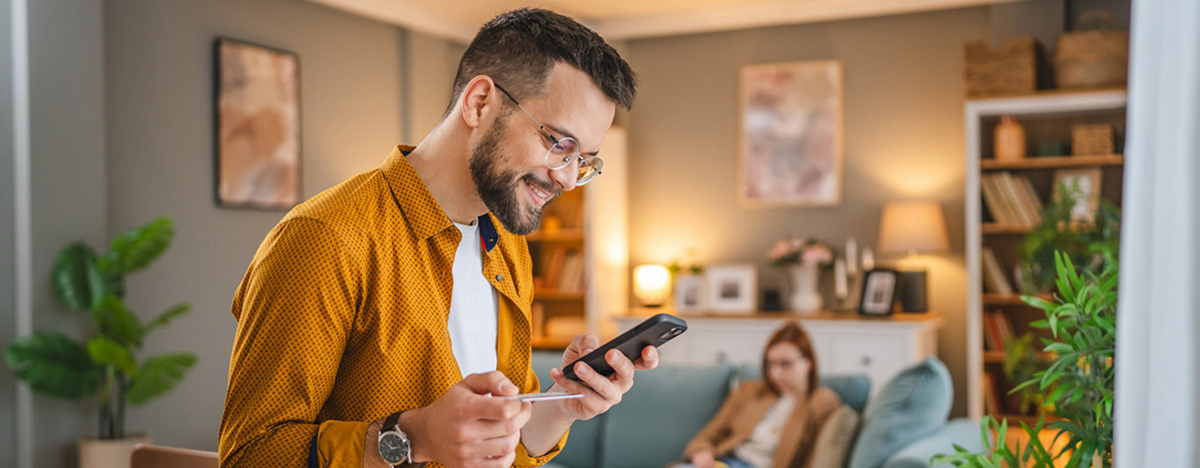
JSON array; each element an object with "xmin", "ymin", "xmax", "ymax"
[
  {"xmin": 983, "ymin": 311, "xmax": 1014, "ymax": 352},
  {"xmin": 544, "ymin": 247, "xmax": 568, "ymax": 289},
  {"xmin": 998, "ymin": 172, "xmax": 1034, "ymax": 225},
  {"xmin": 982, "ymin": 372, "xmax": 1005, "ymax": 416},
  {"xmin": 982, "ymin": 247, "xmax": 1015, "ymax": 294},
  {"xmin": 981, "ymin": 174, "xmax": 1018, "ymax": 224},
  {"xmin": 1013, "ymin": 174, "xmax": 1044, "ymax": 224},
  {"xmin": 557, "ymin": 251, "xmax": 585, "ymax": 292}
]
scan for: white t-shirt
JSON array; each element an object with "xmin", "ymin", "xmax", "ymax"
[
  {"xmin": 447, "ymin": 221, "xmax": 499, "ymax": 378},
  {"xmin": 733, "ymin": 394, "xmax": 797, "ymax": 468}
]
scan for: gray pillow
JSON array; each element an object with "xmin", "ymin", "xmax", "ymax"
[{"xmin": 847, "ymin": 357, "xmax": 953, "ymax": 468}]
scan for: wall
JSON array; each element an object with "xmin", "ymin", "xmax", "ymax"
[
  {"xmin": 104, "ymin": 0, "xmax": 459, "ymax": 453},
  {"xmin": 1, "ymin": 0, "xmax": 18, "ymax": 465},
  {"xmin": 626, "ymin": 6, "xmax": 992, "ymax": 417}
]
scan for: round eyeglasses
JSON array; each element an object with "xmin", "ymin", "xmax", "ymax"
[{"xmin": 495, "ymin": 84, "xmax": 604, "ymax": 186}]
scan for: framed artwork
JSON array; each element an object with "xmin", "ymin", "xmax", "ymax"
[
  {"xmin": 1053, "ymin": 168, "xmax": 1102, "ymax": 222},
  {"xmin": 858, "ymin": 269, "xmax": 899, "ymax": 316},
  {"xmin": 738, "ymin": 60, "xmax": 844, "ymax": 207},
  {"xmin": 705, "ymin": 265, "xmax": 757, "ymax": 313},
  {"xmin": 673, "ymin": 275, "xmax": 706, "ymax": 314},
  {"xmin": 215, "ymin": 38, "xmax": 301, "ymax": 209}
]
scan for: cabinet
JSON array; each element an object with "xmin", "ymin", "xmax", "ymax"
[
  {"xmin": 616, "ymin": 310, "xmax": 942, "ymax": 396},
  {"xmin": 528, "ymin": 127, "xmax": 628, "ymax": 349},
  {"xmin": 965, "ymin": 89, "xmax": 1127, "ymax": 420}
]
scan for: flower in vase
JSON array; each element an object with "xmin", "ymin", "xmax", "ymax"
[{"xmin": 767, "ymin": 237, "xmax": 836, "ymax": 268}]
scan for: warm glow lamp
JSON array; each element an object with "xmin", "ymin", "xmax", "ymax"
[
  {"xmin": 879, "ymin": 201, "xmax": 950, "ymax": 312},
  {"xmin": 633, "ymin": 264, "xmax": 671, "ymax": 307}
]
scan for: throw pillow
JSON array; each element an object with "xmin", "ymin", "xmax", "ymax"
[
  {"xmin": 808, "ymin": 404, "xmax": 860, "ymax": 468},
  {"xmin": 846, "ymin": 357, "xmax": 953, "ymax": 468}
]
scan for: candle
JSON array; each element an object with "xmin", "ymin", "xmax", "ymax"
[
  {"xmin": 845, "ymin": 238, "xmax": 858, "ymax": 276},
  {"xmin": 834, "ymin": 259, "xmax": 848, "ymax": 300},
  {"xmin": 862, "ymin": 248, "xmax": 875, "ymax": 272}
]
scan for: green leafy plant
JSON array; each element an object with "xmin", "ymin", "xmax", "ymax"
[
  {"xmin": 1019, "ymin": 181, "xmax": 1120, "ymax": 293},
  {"xmin": 1003, "ymin": 332, "xmax": 1052, "ymax": 415},
  {"xmin": 4, "ymin": 218, "xmax": 196, "ymax": 440},
  {"xmin": 935, "ymin": 251, "xmax": 1115, "ymax": 468}
]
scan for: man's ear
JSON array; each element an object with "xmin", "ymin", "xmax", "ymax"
[{"xmin": 458, "ymin": 76, "xmax": 498, "ymax": 130}]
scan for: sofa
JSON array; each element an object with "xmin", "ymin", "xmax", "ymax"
[{"xmin": 530, "ymin": 352, "xmax": 982, "ymax": 468}]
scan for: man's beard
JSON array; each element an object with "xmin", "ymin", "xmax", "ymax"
[{"xmin": 469, "ymin": 118, "xmax": 557, "ymax": 236}]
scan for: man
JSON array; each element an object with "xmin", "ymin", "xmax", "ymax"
[{"xmin": 218, "ymin": 8, "xmax": 654, "ymax": 468}]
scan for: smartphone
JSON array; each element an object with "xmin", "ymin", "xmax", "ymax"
[{"xmin": 563, "ymin": 313, "xmax": 687, "ymax": 381}]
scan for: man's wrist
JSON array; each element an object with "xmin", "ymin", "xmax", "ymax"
[{"xmin": 396, "ymin": 407, "xmax": 429, "ymax": 464}]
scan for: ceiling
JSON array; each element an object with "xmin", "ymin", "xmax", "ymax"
[{"xmin": 306, "ymin": 0, "xmax": 1024, "ymax": 43}]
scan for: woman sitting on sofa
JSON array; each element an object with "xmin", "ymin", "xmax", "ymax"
[{"xmin": 675, "ymin": 322, "xmax": 841, "ymax": 468}]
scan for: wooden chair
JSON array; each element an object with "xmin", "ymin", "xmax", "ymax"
[{"xmin": 131, "ymin": 444, "xmax": 219, "ymax": 468}]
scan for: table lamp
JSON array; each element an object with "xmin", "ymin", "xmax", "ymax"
[
  {"xmin": 633, "ymin": 264, "xmax": 671, "ymax": 307},
  {"xmin": 878, "ymin": 201, "xmax": 950, "ymax": 312}
]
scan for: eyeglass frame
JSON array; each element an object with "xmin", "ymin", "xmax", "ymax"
[{"xmin": 493, "ymin": 83, "xmax": 603, "ymax": 185}]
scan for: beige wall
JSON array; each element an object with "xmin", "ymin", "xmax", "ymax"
[{"xmin": 625, "ymin": 7, "xmax": 993, "ymax": 417}]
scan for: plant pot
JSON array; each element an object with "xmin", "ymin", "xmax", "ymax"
[
  {"xmin": 79, "ymin": 434, "xmax": 152, "ymax": 468},
  {"xmin": 788, "ymin": 263, "xmax": 822, "ymax": 315}
]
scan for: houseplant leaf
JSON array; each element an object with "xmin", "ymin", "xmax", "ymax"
[
  {"xmin": 145, "ymin": 303, "xmax": 191, "ymax": 333},
  {"xmin": 52, "ymin": 243, "xmax": 107, "ymax": 310},
  {"xmin": 87, "ymin": 337, "xmax": 137, "ymax": 375},
  {"xmin": 108, "ymin": 218, "xmax": 174, "ymax": 275},
  {"xmin": 92, "ymin": 296, "xmax": 145, "ymax": 347},
  {"xmin": 4, "ymin": 332, "xmax": 100, "ymax": 399},
  {"xmin": 126, "ymin": 353, "xmax": 197, "ymax": 405}
]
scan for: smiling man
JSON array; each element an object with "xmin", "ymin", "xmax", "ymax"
[{"xmin": 218, "ymin": 8, "xmax": 654, "ymax": 468}]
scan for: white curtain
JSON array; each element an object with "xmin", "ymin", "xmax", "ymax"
[{"xmin": 1115, "ymin": 0, "xmax": 1200, "ymax": 465}]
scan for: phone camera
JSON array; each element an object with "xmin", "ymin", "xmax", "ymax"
[{"xmin": 657, "ymin": 327, "xmax": 684, "ymax": 341}]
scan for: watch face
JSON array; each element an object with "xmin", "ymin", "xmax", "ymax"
[{"xmin": 379, "ymin": 432, "xmax": 409, "ymax": 464}]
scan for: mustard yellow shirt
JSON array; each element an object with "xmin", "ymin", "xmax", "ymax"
[{"xmin": 218, "ymin": 146, "xmax": 565, "ymax": 468}]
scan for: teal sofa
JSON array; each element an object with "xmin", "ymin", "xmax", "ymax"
[{"xmin": 531, "ymin": 352, "xmax": 981, "ymax": 468}]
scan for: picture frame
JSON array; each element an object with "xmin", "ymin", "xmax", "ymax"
[
  {"xmin": 738, "ymin": 60, "xmax": 844, "ymax": 208},
  {"xmin": 858, "ymin": 269, "xmax": 899, "ymax": 316},
  {"xmin": 673, "ymin": 275, "xmax": 706, "ymax": 314},
  {"xmin": 705, "ymin": 265, "xmax": 757, "ymax": 313},
  {"xmin": 215, "ymin": 37, "xmax": 302, "ymax": 210},
  {"xmin": 1053, "ymin": 168, "xmax": 1103, "ymax": 222}
]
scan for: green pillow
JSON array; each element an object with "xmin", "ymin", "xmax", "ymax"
[{"xmin": 847, "ymin": 357, "xmax": 953, "ymax": 468}]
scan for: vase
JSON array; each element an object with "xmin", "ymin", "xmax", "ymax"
[
  {"xmin": 788, "ymin": 263, "xmax": 822, "ymax": 315},
  {"xmin": 79, "ymin": 433, "xmax": 152, "ymax": 468},
  {"xmin": 994, "ymin": 115, "xmax": 1026, "ymax": 161}
]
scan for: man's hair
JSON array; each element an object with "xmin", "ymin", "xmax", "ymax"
[{"xmin": 444, "ymin": 8, "xmax": 637, "ymax": 118}]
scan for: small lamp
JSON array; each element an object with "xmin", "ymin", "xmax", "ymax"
[
  {"xmin": 878, "ymin": 201, "xmax": 950, "ymax": 312},
  {"xmin": 633, "ymin": 264, "xmax": 671, "ymax": 307}
]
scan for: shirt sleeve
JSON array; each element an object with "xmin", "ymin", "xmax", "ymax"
[{"xmin": 219, "ymin": 217, "xmax": 363, "ymax": 468}]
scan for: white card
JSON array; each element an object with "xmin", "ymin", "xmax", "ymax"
[{"xmin": 498, "ymin": 392, "xmax": 584, "ymax": 402}]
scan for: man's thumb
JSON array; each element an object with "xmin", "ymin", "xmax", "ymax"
[{"xmin": 459, "ymin": 371, "xmax": 519, "ymax": 396}]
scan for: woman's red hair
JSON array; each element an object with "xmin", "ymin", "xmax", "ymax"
[{"xmin": 761, "ymin": 321, "xmax": 819, "ymax": 396}]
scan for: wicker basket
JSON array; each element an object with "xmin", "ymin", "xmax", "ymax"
[
  {"xmin": 964, "ymin": 36, "xmax": 1038, "ymax": 98},
  {"xmin": 1055, "ymin": 12, "xmax": 1129, "ymax": 89},
  {"xmin": 1072, "ymin": 124, "xmax": 1115, "ymax": 156}
]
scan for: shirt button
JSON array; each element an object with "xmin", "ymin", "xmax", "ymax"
[{"xmin": 495, "ymin": 274, "xmax": 504, "ymax": 282}]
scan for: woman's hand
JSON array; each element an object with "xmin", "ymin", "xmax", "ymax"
[{"xmin": 691, "ymin": 450, "xmax": 717, "ymax": 468}]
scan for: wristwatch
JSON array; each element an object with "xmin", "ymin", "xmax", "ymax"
[{"xmin": 378, "ymin": 411, "xmax": 419, "ymax": 467}]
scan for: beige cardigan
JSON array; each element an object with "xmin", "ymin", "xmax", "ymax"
[{"xmin": 683, "ymin": 381, "xmax": 841, "ymax": 468}]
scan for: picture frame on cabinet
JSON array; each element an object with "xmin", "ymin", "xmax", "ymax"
[
  {"xmin": 1053, "ymin": 168, "xmax": 1103, "ymax": 222},
  {"xmin": 705, "ymin": 265, "xmax": 757, "ymax": 313},
  {"xmin": 858, "ymin": 269, "xmax": 899, "ymax": 316},
  {"xmin": 673, "ymin": 275, "xmax": 706, "ymax": 314}
]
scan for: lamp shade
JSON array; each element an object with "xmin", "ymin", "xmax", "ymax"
[
  {"xmin": 633, "ymin": 264, "xmax": 671, "ymax": 307},
  {"xmin": 878, "ymin": 201, "xmax": 950, "ymax": 255}
]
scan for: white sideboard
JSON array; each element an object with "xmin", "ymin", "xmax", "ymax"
[{"xmin": 616, "ymin": 310, "xmax": 943, "ymax": 396}]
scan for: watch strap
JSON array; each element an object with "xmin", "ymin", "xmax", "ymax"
[{"xmin": 380, "ymin": 411, "xmax": 425, "ymax": 468}]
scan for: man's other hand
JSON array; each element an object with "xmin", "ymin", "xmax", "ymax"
[{"xmin": 403, "ymin": 371, "xmax": 533, "ymax": 468}]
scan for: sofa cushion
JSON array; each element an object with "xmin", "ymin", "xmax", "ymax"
[
  {"xmin": 847, "ymin": 357, "xmax": 953, "ymax": 468},
  {"xmin": 808, "ymin": 404, "xmax": 860, "ymax": 468},
  {"xmin": 601, "ymin": 362, "xmax": 735, "ymax": 468},
  {"xmin": 737, "ymin": 364, "xmax": 871, "ymax": 413},
  {"xmin": 881, "ymin": 418, "xmax": 985, "ymax": 468},
  {"xmin": 531, "ymin": 351, "xmax": 603, "ymax": 468}
]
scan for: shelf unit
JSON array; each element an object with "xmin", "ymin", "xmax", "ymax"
[
  {"xmin": 527, "ymin": 126, "xmax": 629, "ymax": 350},
  {"xmin": 965, "ymin": 89, "xmax": 1127, "ymax": 420}
]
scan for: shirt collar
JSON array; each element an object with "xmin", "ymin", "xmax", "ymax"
[{"xmin": 381, "ymin": 145, "xmax": 501, "ymax": 253}]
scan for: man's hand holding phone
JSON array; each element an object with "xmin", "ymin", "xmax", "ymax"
[{"xmin": 546, "ymin": 334, "xmax": 660, "ymax": 421}]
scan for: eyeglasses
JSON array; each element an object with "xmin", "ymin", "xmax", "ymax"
[{"xmin": 494, "ymin": 84, "xmax": 603, "ymax": 186}]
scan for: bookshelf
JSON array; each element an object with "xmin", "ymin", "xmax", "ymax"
[
  {"xmin": 965, "ymin": 89, "xmax": 1127, "ymax": 420},
  {"xmin": 528, "ymin": 126, "xmax": 629, "ymax": 349}
]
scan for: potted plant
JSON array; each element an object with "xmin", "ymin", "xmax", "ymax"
[
  {"xmin": 1018, "ymin": 182, "xmax": 1120, "ymax": 293},
  {"xmin": 4, "ymin": 218, "xmax": 197, "ymax": 468},
  {"xmin": 934, "ymin": 251, "xmax": 1115, "ymax": 467},
  {"xmin": 767, "ymin": 237, "xmax": 834, "ymax": 314}
]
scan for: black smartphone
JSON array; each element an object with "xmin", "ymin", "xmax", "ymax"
[{"xmin": 563, "ymin": 313, "xmax": 687, "ymax": 381}]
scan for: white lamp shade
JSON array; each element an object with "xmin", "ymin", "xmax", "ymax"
[
  {"xmin": 878, "ymin": 201, "xmax": 950, "ymax": 255},
  {"xmin": 633, "ymin": 264, "xmax": 671, "ymax": 306}
]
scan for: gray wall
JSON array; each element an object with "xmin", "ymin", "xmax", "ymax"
[
  {"xmin": 626, "ymin": 5, "xmax": 1010, "ymax": 418},
  {"xmin": 1, "ymin": 0, "xmax": 18, "ymax": 465},
  {"xmin": 104, "ymin": 0, "xmax": 460, "ymax": 453}
]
